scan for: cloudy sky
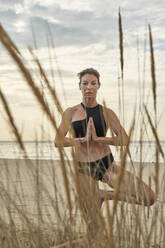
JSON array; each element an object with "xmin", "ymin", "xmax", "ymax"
[{"xmin": 0, "ymin": 0, "xmax": 164, "ymax": 141}]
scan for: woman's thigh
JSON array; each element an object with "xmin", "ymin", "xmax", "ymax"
[{"xmin": 102, "ymin": 162, "xmax": 155, "ymax": 201}]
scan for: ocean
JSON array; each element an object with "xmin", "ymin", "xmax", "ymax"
[{"xmin": 0, "ymin": 141, "xmax": 164, "ymax": 163}]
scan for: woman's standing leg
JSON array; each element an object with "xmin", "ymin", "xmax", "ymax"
[{"xmin": 77, "ymin": 173, "xmax": 103, "ymax": 234}]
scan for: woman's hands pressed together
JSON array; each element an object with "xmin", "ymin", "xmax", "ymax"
[
  {"xmin": 89, "ymin": 117, "xmax": 98, "ymax": 142},
  {"xmin": 75, "ymin": 117, "xmax": 98, "ymax": 146}
]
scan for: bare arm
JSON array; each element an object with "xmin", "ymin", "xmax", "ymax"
[
  {"xmin": 54, "ymin": 108, "xmax": 76, "ymax": 147},
  {"xmin": 91, "ymin": 109, "xmax": 129, "ymax": 146},
  {"xmin": 54, "ymin": 108, "xmax": 91, "ymax": 147}
]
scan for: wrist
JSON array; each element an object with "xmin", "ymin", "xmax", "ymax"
[
  {"xmin": 75, "ymin": 137, "xmax": 86, "ymax": 145},
  {"xmin": 74, "ymin": 138, "xmax": 81, "ymax": 145},
  {"xmin": 79, "ymin": 137, "xmax": 84, "ymax": 144},
  {"xmin": 93, "ymin": 136, "xmax": 100, "ymax": 142}
]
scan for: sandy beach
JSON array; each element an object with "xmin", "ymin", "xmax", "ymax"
[{"xmin": 0, "ymin": 158, "xmax": 165, "ymax": 246}]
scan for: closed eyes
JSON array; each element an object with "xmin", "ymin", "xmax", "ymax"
[{"xmin": 81, "ymin": 81, "xmax": 97, "ymax": 86}]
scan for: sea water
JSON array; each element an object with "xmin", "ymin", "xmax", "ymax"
[{"xmin": 0, "ymin": 141, "xmax": 164, "ymax": 163}]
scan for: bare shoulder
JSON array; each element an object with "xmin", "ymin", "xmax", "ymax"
[
  {"xmin": 63, "ymin": 104, "xmax": 80, "ymax": 120},
  {"xmin": 102, "ymin": 106, "xmax": 124, "ymax": 136},
  {"xmin": 103, "ymin": 106, "xmax": 119, "ymax": 121}
]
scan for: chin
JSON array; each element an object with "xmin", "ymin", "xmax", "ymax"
[
  {"xmin": 84, "ymin": 96, "xmax": 93, "ymax": 100},
  {"xmin": 85, "ymin": 95, "xmax": 94, "ymax": 97}
]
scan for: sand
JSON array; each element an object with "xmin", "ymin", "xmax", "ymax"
[{"xmin": 0, "ymin": 158, "xmax": 165, "ymax": 246}]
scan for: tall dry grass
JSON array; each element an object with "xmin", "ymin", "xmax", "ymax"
[{"xmin": 0, "ymin": 10, "xmax": 164, "ymax": 248}]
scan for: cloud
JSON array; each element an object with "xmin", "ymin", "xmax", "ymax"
[
  {"xmin": 0, "ymin": 0, "xmax": 22, "ymax": 3},
  {"xmin": 0, "ymin": 0, "xmax": 164, "ymax": 52},
  {"xmin": 0, "ymin": 0, "xmax": 165, "ymax": 140},
  {"xmin": 30, "ymin": 17, "xmax": 96, "ymax": 47},
  {"xmin": 0, "ymin": 9, "xmax": 19, "ymax": 28},
  {"xmin": 0, "ymin": 0, "xmax": 22, "ymax": 12},
  {"xmin": 29, "ymin": 3, "xmax": 118, "ymax": 49},
  {"xmin": 0, "ymin": 2, "xmax": 118, "ymax": 48}
]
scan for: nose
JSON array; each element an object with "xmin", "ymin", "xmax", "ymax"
[{"xmin": 87, "ymin": 83, "xmax": 92, "ymax": 89}]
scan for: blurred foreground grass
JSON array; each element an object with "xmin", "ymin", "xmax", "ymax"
[{"xmin": 0, "ymin": 10, "xmax": 164, "ymax": 248}]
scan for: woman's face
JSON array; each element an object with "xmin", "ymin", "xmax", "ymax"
[{"xmin": 79, "ymin": 73, "xmax": 100, "ymax": 99}]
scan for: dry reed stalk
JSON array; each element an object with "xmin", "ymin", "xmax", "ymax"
[
  {"xmin": 0, "ymin": 88, "xmax": 26, "ymax": 153},
  {"xmin": 50, "ymin": 163, "xmax": 63, "ymax": 220},
  {"xmin": 0, "ymin": 218, "xmax": 13, "ymax": 245},
  {"xmin": 118, "ymin": 8, "xmax": 124, "ymax": 81},
  {"xmin": 148, "ymin": 25, "xmax": 157, "ymax": 117},
  {"xmin": 58, "ymin": 148, "xmax": 72, "ymax": 220},
  {"xmin": 104, "ymin": 195, "xmax": 115, "ymax": 248},
  {"xmin": 0, "ymin": 184, "xmax": 38, "ymax": 247},
  {"xmin": 148, "ymin": 26, "xmax": 160, "ymax": 244},
  {"xmin": 0, "ymin": 13, "xmax": 163, "ymax": 247},
  {"xmin": 0, "ymin": 25, "xmax": 74, "ymax": 220},
  {"xmin": 102, "ymin": 102, "xmax": 136, "ymax": 246},
  {"xmin": 34, "ymin": 159, "xmax": 43, "ymax": 247},
  {"xmin": 28, "ymin": 48, "xmax": 63, "ymax": 115},
  {"xmin": 36, "ymin": 154, "xmax": 72, "ymax": 230},
  {"xmin": 118, "ymin": 10, "xmax": 125, "ymax": 126},
  {"xmin": 144, "ymin": 106, "xmax": 164, "ymax": 160},
  {"xmin": 30, "ymin": 21, "xmax": 37, "ymax": 50},
  {"xmin": 133, "ymin": 214, "xmax": 148, "ymax": 248},
  {"xmin": 102, "ymin": 100, "xmax": 133, "ymax": 247},
  {"xmin": 0, "ymin": 24, "xmax": 58, "ymax": 133},
  {"xmin": 96, "ymin": 102, "xmax": 116, "ymax": 245},
  {"xmin": 46, "ymin": 24, "xmax": 67, "ymax": 103},
  {"xmin": 71, "ymin": 147, "xmax": 109, "ymax": 246},
  {"xmin": 37, "ymin": 180, "xmax": 64, "ymax": 226},
  {"xmin": 51, "ymin": 236, "xmax": 85, "ymax": 248},
  {"xmin": 116, "ymin": 73, "xmax": 125, "ymax": 166},
  {"xmin": 0, "ymin": 26, "xmax": 21, "ymax": 56},
  {"xmin": 71, "ymin": 151, "xmax": 93, "ymax": 235},
  {"xmin": 112, "ymin": 118, "xmax": 135, "ymax": 220},
  {"xmin": 147, "ymin": 204, "xmax": 160, "ymax": 246},
  {"xmin": 102, "ymin": 100, "xmax": 116, "ymax": 142},
  {"xmin": 71, "ymin": 149, "xmax": 84, "ymax": 213},
  {"xmin": 142, "ymin": 27, "xmax": 147, "ymax": 104},
  {"xmin": 46, "ymin": 31, "xmax": 56, "ymax": 89},
  {"xmin": 0, "ymin": 23, "xmax": 74, "ymax": 241},
  {"xmin": 55, "ymin": 124, "xmax": 76, "ymax": 221}
]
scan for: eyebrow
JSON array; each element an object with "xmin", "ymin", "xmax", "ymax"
[{"xmin": 82, "ymin": 80, "xmax": 97, "ymax": 83}]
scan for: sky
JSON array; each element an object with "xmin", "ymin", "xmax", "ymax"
[{"xmin": 0, "ymin": 0, "xmax": 164, "ymax": 141}]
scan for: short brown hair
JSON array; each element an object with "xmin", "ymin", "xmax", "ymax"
[{"xmin": 77, "ymin": 68, "xmax": 100, "ymax": 85}]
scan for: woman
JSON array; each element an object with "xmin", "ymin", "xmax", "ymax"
[{"xmin": 55, "ymin": 68, "xmax": 155, "ymax": 211}]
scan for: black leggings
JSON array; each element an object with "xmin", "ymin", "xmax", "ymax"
[{"xmin": 78, "ymin": 153, "xmax": 114, "ymax": 181}]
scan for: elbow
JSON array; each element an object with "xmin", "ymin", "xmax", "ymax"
[
  {"xmin": 54, "ymin": 141, "xmax": 62, "ymax": 148},
  {"xmin": 124, "ymin": 135, "xmax": 129, "ymax": 146},
  {"xmin": 54, "ymin": 139, "xmax": 60, "ymax": 147},
  {"xmin": 119, "ymin": 134, "xmax": 129, "ymax": 146},
  {"xmin": 54, "ymin": 133, "xmax": 62, "ymax": 147},
  {"xmin": 54, "ymin": 140, "xmax": 58, "ymax": 147},
  {"xmin": 54, "ymin": 138, "xmax": 64, "ymax": 147}
]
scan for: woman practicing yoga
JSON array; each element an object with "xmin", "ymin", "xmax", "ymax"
[{"xmin": 55, "ymin": 68, "xmax": 155, "ymax": 212}]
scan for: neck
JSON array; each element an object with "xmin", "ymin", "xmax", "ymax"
[{"xmin": 82, "ymin": 97, "xmax": 98, "ymax": 107}]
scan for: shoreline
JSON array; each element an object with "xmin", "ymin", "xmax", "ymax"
[{"xmin": 0, "ymin": 157, "xmax": 164, "ymax": 166}]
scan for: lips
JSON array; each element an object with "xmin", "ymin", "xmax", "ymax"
[{"xmin": 85, "ymin": 92, "xmax": 92, "ymax": 95}]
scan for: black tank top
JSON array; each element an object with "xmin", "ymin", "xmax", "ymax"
[{"xmin": 71, "ymin": 103, "xmax": 107, "ymax": 138}]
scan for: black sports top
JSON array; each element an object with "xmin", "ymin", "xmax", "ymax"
[{"xmin": 71, "ymin": 103, "xmax": 107, "ymax": 138}]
